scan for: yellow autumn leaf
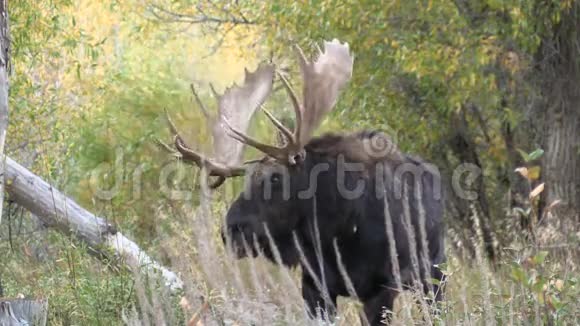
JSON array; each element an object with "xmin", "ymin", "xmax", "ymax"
[{"xmin": 528, "ymin": 166, "xmax": 541, "ymax": 180}]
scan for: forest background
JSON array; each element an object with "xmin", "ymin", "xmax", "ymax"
[{"xmin": 0, "ymin": 0, "xmax": 578, "ymax": 324}]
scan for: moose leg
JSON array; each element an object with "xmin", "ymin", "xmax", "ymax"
[
  {"xmin": 426, "ymin": 264, "xmax": 445, "ymax": 308},
  {"xmin": 301, "ymin": 274, "xmax": 337, "ymax": 322},
  {"xmin": 418, "ymin": 264, "xmax": 445, "ymax": 304},
  {"xmin": 362, "ymin": 287, "xmax": 399, "ymax": 326}
]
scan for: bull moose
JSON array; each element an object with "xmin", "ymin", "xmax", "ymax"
[{"xmin": 160, "ymin": 39, "xmax": 446, "ymax": 325}]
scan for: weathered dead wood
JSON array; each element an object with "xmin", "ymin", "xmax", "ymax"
[
  {"xmin": 3, "ymin": 156, "xmax": 183, "ymax": 291},
  {"xmin": 0, "ymin": 0, "xmax": 10, "ymax": 225},
  {"xmin": 0, "ymin": 299, "xmax": 48, "ymax": 326}
]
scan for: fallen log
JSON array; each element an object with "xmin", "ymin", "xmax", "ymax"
[{"xmin": 3, "ymin": 156, "xmax": 183, "ymax": 291}]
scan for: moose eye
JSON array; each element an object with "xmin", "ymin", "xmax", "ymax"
[{"xmin": 270, "ymin": 172, "xmax": 282, "ymax": 185}]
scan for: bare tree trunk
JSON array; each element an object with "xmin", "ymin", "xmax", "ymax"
[
  {"xmin": 0, "ymin": 0, "xmax": 9, "ymax": 225},
  {"xmin": 448, "ymin": 109, "xmax": 497, "ymax": 262},
  {"xmin": 3, "ymin": 156, "xmax": 183, "ymax": 291},
  {"xmin": 537, "ymin": 4, "xmax": 580, "ymax": 221}
]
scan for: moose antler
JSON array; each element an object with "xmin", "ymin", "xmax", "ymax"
[
  {"xmin": 221, "ymin": 39, "xmax": 354, "ymax": 165},
  {"xmin": 296, "ymin": 39, "xmax": 354, "ymax": 146},
  {"xmin": 159, "ymin": 39, "xmax": 354, "ymax": 187},
  {"xmin": 159, "ymin": 63, "xmax": 275, "ymax": 188}
]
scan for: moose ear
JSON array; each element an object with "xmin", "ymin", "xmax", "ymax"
[{"xmin": 291, "ymin": 152, "xmax": 306, "ymax": 165}]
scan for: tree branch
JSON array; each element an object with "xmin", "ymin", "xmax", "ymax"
[{"xmin": 147, "ymin": 3, "xmax": 255, "ymax": 26}]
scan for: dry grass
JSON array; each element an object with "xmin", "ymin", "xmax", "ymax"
[{"xmin": 122, "ymin": 177, "xmax": 580, "ymax": 326}]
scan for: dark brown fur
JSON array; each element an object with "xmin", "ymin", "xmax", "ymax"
[{"xmin": 306, "ymin": 130, "xmax": 405, "ymax": 165}]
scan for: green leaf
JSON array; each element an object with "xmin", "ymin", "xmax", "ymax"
[
  {"xmin": 532, "ymin": 276, "xmax": 547, "ymax": 293},
  {"xmin": 528, "ymin": 148, "xmax": 544, "ymax": 161},
  {"xmin": 517, "ymin": 148, "xmax": 544, "ymax": 162},
  {"xmin": 513, "ymin": 207, "xmax": 529, "ymax": 217},
  {"xmin": 517, "ymin": 148, "xmax": 531, "ymax": 162},
  {"xmin": 533, "ymin": 251, "xmax": 549, "ymax": 265},
  {"xmin": 510, "ymin": 263, "xmax": 526, "ymax": 283}
]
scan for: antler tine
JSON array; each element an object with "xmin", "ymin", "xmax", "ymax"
[
  {"xmin": 190, "ymin": 84, "xmax": 211, "ymax": 121},
  {"xmin": 220, "ymin": 117, "xmax": 285, "ymax": 160},
  {"xmin": 155, "ymin": 136, "xmax": 179, "ymax": 154},
  {"xmin": 161, "ymin": 109, "xmax": 245, "ymax": 182},
  {"xmin": 314, "ymin": 43, "xmax": 323, "ymax": 56},
  {"xmin": 164, "ymin": 108, "xmax": 181, "ymax": 137},
  {"xmin": 260, "ymin": 105, "xmax": 294, "ymax": 144},
  {"xmin": 163, "ymin": 108, "xmax": 202, "ymax": 164},
  {"xmin": 209, "ymin": 176, "xmax": 226, "ymax": 189},
  {"xmin": 172, "ymin": 136, "xmax": 205, "ymax": 166},
  {"xmin": 276, "ymin": 71, "xmax": 302, "ymax": 144},
  {"xmin": 209, "ymin": 83, "xmax": 220, "ymax": 99},
  {"xmin": 174, "ymin": 136, "xmax": 246, "ymax": 177},
  {"xmin": 294, "ymin": 43, "xmax": 309, "ymax": 68}
]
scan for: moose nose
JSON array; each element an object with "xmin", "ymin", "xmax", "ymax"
[
  {"xmin": 228, "ymin": 222, "xmax": 251, "ymax": 235},
  {"xmin": 222, "ymin": 222, "xmax": 256, "ymax": 258},
  {"xmin": 222, "ymin": 222, "xmax": 251, "ymax": 243}
]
